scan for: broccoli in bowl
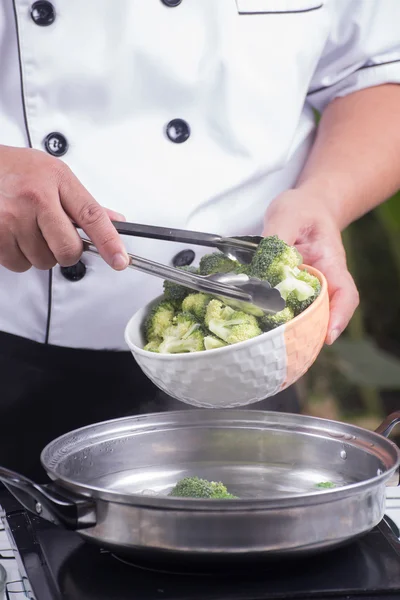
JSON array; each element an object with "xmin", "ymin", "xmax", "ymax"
[{"xmin": 142, "ymin": 235, "xmax": 322, "ymax": 354}]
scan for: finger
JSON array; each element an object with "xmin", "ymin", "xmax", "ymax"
[
  {"xmin": 104, "ymin": 208, "xmax": 126, "ymax": 222},
  {"xmin": 65, "ymin": 208, "xmax": 126, "ymax": 226},
  {"xmin": 0, "ymin": 226, "xmax": 31, "ymax": 273},
  {"xmin": 318, "ymin": 261, "xmax": 359, "ymax": 345},
  {"xmin": 15, "ymin": 221, "xmax": 57, "ymax": 270},
  {"xmin": 59, "ymin": 171, "xmax": 129, "ymax": 271},
  {"xmin": 37, "ymin": 204, "xmax": 85, "ymax": 267}
]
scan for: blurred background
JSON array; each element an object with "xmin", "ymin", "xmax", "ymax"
[{"xmin": 297, "ymin": 190, "xmax": 400, "ymax": 444}]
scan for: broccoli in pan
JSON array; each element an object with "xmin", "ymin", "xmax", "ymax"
[{"xmin": 169, "ymin": 476, "xmax": 237, "ymax": 499}]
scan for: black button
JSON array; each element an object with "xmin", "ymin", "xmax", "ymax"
[
  {"xmin": 44, "ymin": 132, "xmax": 68, "ymax": 157},
  {"xmin": 31, "ymin": 1, "xmax": 55, "ymax": 26},
  {"xmin": 161, "ymin": 0, "xmax": 182, "ymax": 6},
  {"xmin": 166, "ymin": 119, "xmax": 190, "ymax": 144},
  {"xmin": 173, "ymin": 250, "xmax": 195, "ymax": 268},
  {"xmin": 60, "ymin": 261, "xmax": 86, "ymax": 282}
]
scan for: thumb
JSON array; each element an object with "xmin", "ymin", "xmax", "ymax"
[
  {"xmin": 262, "ymin": 192, "xmax": 304, "ymax": 245},
  {"xmin": 262, "ymin": 213, "xmax": 298, "ymax": 245}
]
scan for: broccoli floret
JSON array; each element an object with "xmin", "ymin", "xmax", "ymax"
[
  {"xmin": 279, "ymin": 270, "xmax": 321, "ymax": 316},
  {"xmin": 275, "ymin": 272, "xmax": 314, "ymax": 301},
  {"xmin": 169, "ymin": 476, "xmax": 237, "ymax": 499},
  {"xmin": 169, "ymin": 477, "xmax": 214, "ymax": 498},
  {"xmin": 260, "ymin": 306, "xmax": 294, "ymax": 332},
  {"xmin": 158, "ymin": 328, "xmax": 204, "ymax": 354},
  {"xmin": 205, "ymin": 299, "xmax": 235, "ymax": 323},
  {"xmin": 232, "ymin": 262, "xmax": 250, "ymax": 275},
  {"xmin": 218, "ymin": 297, "xmax": 264, "ymax": 318},
  {"xmin": 210, "ymin": 481, "xmax": 237, "ymax": 499},
  {"xmin": 316, "ymin": 481, "xmax": 336, "ymax": 489},
  {"xmin": 204, "ymin": 335, "xmax": 228, "ymax": 350},
  {"xmin": 163, "ymin": 266, "xmax": 199, "ymax": 303},
  {"xmin": 199, "ymin": 252, "xmax": 238, "ymax": 276},
  {"xmin": 144, "ymin": 339, "xmax": 161, "ymax": 353},
  {"xmin": 145, "ymin": 301, "xmax": 176, "ymax": 342},
  {"xmin": 205, "ymin": 299, "xmax": 261, "ymax": 345},
  {"xmin": 173, "ymin": 311, "xmax": 200, "ymax": 333},
  {"xmin": 182, "ymin": 293, "xmax": 211, "ymax": 321},
  {"xmin": 250, "ymin": 235, "xmax": 302, "ymax": 286},
  {"xmin": 158, "ymin": 312, "xmax": 205, "ymax": 354}
]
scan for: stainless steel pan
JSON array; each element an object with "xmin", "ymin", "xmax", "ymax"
[{"xmin": 0, "ymin": 410, "xmax": 399, "ymax": 566}]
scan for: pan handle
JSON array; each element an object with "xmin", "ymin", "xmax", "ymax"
[
  {"xmin": 375, "ymin": 411, "xmax": 400, "ymax": 438},
  {"xmin": 375, "ymin": 412, "xmax": 400, "ymax": 488},
  {"xmin": 0, "ymin": 466, "xmax": 96, "ymax": 530}
]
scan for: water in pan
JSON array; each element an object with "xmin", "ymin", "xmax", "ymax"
[{"xmin": 88, "ymin": 462, "xmax": 350, "ymax": 498}]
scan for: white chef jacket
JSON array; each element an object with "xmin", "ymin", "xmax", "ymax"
[{"xmin": 0, "ymin": 0, "xmax": 399, "ymax": 351}]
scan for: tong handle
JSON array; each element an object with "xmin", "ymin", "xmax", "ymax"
[
  {"xmin": 74, "ymin": 221, "xmax": 221, "ymax": 248},
  {"xmin": 73, "ymin": 221, "xmax": 258, "ymax": 254}
]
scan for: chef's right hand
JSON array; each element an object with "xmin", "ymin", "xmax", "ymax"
[{"xmin": 0, "ymin": 145, "xmax": 129, "ymax": 272}]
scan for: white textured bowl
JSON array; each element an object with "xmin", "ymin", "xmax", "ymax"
[{"xmin": 124, "ymin": 266, "xmax": 329, "ymax": 408}]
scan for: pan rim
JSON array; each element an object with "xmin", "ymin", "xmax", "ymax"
[{"xmin": 40, "ymin": 409, "xmax": 400, "ymax": 511}]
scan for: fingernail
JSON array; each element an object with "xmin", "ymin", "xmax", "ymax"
[
  {"xmin": 112, "ymin": 253, "xmax": 129, "ymax": 270},
  {"xmin": 329, "ymin": 329, "xmax": 340, "ymax": 344}
]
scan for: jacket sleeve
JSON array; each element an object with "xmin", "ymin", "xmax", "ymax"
[{"xmin": 307, "ymin": 0, "xmax": 400, "ymax": 112}]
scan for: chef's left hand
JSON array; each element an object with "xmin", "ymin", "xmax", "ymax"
[{"xmin": 263, "ymin": 189, "xmax": 359, "ymax": 345}]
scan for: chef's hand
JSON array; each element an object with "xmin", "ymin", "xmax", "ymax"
[
  {"xmin": 263, "ymin": 190, "xmax": 359, "ymax": 345},
  {"xmin": 0, "ymin": 146, "xmax": 129, "ymax": 272}
]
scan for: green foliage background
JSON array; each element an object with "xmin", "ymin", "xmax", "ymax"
[{"xmin": 298, "ymin": 191, "xmax": 400, "ymax": 441}]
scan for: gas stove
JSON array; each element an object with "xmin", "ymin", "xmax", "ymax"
[{"xmin": 1, "ymin": 490, "xmax": 400, "ymax": 600}]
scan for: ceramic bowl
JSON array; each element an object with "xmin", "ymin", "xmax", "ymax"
[{"xmin": 124, "ymin": 266, "xmax": 329, "ymax": 408}]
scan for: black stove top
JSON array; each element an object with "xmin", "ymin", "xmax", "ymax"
[{"xmin": 1, "ymin": 491, "xmax": 400, "ymax": 600}]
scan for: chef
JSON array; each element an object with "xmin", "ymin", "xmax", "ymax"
[{"xmin": 0, "ymin": 0, "xmax": 400, "ymax": 480}]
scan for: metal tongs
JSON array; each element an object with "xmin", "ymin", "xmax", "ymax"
[{"xmin": 79, "ymin": 221, "xmax": 285, "ymax": 314}]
